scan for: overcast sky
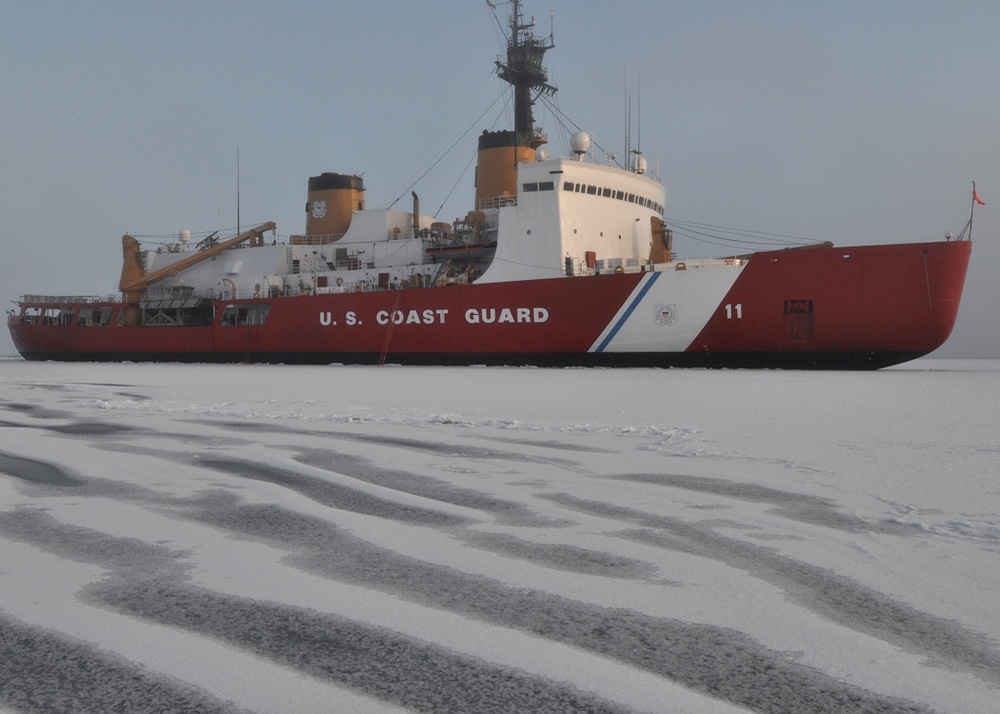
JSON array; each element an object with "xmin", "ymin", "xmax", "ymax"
[{"xmin": 3, "ymin": 0, "xmax": 998, "ymax": 358}]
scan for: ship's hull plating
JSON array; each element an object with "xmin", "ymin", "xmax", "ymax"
[{"xmin": 8, "ymin": 240, "xmax": 971, "ymax": 369}]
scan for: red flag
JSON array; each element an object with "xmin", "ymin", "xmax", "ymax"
[{"xmin": 974, "ymin": 190, "xmax": 985, "ymax": 206}]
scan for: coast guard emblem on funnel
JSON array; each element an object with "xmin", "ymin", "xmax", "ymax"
[{"xmin": 653, "ymin": 303, "xmax": 678, "ymax": 326}]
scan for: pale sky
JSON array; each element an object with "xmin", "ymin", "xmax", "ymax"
[{"xmin": 3, "ymin": 0, "xmax": 998, "ymax": 357}]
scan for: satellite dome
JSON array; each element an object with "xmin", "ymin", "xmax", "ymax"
[
  {"xmin": 570, "ymin": 131, "xmax": 591, "ymax": 159},
  {"xmin": 178, "ymin": 229, "xmax": 191, "ymax": 243}
]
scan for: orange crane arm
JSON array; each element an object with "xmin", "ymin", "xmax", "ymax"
[{"xmin": 118, "ymin": 222, "xmax": 276, "ymax": 300}]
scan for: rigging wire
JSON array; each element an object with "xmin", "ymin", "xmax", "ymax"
[
  {"xmin": 537, "ymin": 93, "xmax": 624, "ymax": 168},
  {"xmin": 429, "ymin": 90, "xmax": 522, "ymax": 219},
  {"xmin": 666, "ymin": 218, "xmax": 815, "ymax": 245},
  {"xmin": 665, "ymin": 217, "xmax": 818, "ymax": 252},
  {"xmin": 386, "ymin": 88, "xmax": 507, "ymax": 211},
  {"xmin": 433, "ymin": 148, "xmax": 478, "ymax": 219},
  {"xmin": 381, "ymin": 0, "xmax": 516, "ymax": 216},
  {"xmin": 486, "ymin": 0, "xmax": 510, "ymax": 46},
  {"xmin": 380, "ymin": 68, "xmax": 498, "ymax": 207},
  {"xmin": 380, "ymin": 1, "xmax": 513, "ymax": 206}
]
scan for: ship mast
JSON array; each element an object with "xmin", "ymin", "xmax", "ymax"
[
  {"xmin": 494, "ymin": 0, "xmax": 556, "ymax": 147},
  {"xmin": 474, "ymin": 0, "xmax": 556, "ymax": 209}
]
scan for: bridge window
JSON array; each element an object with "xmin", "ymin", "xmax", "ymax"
[{"xmin": 558, "ymin": 180, "xmax": 662, "ymax": 213}]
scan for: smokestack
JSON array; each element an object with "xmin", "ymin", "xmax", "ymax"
[{"xmin": 412, "ymin": 192, "xmax": 420, "ymax": 235}]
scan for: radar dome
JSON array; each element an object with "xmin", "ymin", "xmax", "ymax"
[
  {"xmin": 178, "ymin": 229, "xmax": 191, "ymax": 243},
  {"xmin": 570, "ymin": 131, "xmax": 591, "ymax": 159}
]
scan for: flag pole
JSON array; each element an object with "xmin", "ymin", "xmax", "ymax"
[
  {"xmin": 970, "ymin": 181, "xmax": 986, "ymax": 242},
  {"xmin": 969, "ymin": 182, "xmax": 975, "ymax": 242}
]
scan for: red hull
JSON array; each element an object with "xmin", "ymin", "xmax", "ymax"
[
  {"xmin": 8, "ymin": 240, "xmax": 971, "ymax": 369},
  {"xmin": 692, "ymin": 240, "xmax": 971, "ymax": 357}
]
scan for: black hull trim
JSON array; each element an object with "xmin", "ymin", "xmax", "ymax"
[{"xmin": 17, "ymin": 350, "xmax": 928, "ymax": 370}]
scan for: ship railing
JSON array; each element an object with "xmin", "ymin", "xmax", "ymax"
[
  {"xmin": 656, "ymin": 257, "xmax": 747, "ymax": 272},
  {"xmin": 564, "ymin": 255, "xmax": 747, "ymax": 278},
  {"xmin": 289, "ymin": 233, "xmax": 345, "ymax": 245},
  {"xmin": 478, "ymin": 195, "xmax": 517, "ymax": 211},
  {"xmin": 17, "ymin": 294, "xmax": 122, "ymax": 304}
]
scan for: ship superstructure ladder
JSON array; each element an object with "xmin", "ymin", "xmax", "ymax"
[{"xmin": 377, "ymin": 288, "xmax": 405, "ymax": 366}]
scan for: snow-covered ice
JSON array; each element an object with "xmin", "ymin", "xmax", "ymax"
[{"xmin": 1, "ymin": 358, "xmax": 998, "ymax": 713}]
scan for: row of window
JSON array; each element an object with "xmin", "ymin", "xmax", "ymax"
[
  {"xmin": 564, "ymin": 181, "xmax": 664, "ymax": 214},
  {"xmin": 520, "ymin": 180, "xmax": 664, "ymax": 214},
  {"xmin": 521, "ymin": 181, "xmax": 556, "ymax": 192}
]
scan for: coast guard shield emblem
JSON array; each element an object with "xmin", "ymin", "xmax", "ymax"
[{"xmin": 653, "ymin": 303, "xmax": 678, "ymax": 326}]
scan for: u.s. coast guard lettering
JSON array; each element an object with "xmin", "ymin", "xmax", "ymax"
[
  {"xmin": 319, "ymin": 306, "xmax": 549, "ymax": 327},
  {"xmin": 377, "ymin": 309, "xmax": 450, "ymax": 325},
  {"xmin": 464, "ymin": 307, "xmax": 548, "ymax": 324}
]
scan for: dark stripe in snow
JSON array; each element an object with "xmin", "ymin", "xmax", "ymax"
[
  {"xmin": 94, "ymin": 583, "xmax": 634, "ymax": 714},
  {"xmin": 210, "ymin": 419, "xmax": 582, "ymax": 467},
  {"xmin": 0, "ymin": 451, "xmax": 81, "ymax": 486},
  {"xmin": 186, "ymin": 497, "xmax": 934, "ymax": 714},
  {"xmin": 608, "ymin": 473, "xmax": 918, "ymax": 535},
  {"xmin": 462, "ymin": 531, "xmax": 658, "ymax": 580},
  {"xmin": 48, "ymin": 421, "xmax": 137, "ymax": 436},
  {"xmin": 546, "ymin": 492, "xmax": 1000, "ymax": 687},
  {"xmin": 294, "ymin": 448, "xmax": 564, "ymax": 526},
  {"xmin": 0, "ymin": 615, "xmax": 252, "ymax": 714},
  {"xmin": 0, "ymin": 508, "xmax": 636, "ymax": 714},
  {"xmin": 198, "ymin": 457, "xmax": 470, "ymax": 527}
]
